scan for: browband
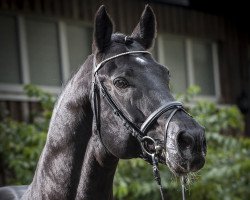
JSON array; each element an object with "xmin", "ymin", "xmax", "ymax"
[{"xmin": 94, "ymin": 51, "xmax": 151, "ymax": 74}]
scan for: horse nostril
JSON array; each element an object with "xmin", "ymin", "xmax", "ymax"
[{"xmin": 177, "ymin": 131, "xmax": 194, "ymax": 152}]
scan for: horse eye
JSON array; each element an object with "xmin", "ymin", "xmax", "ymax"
[{"xmin": 113, "ymin": 77, "xmax": 129, "ymax": 89}]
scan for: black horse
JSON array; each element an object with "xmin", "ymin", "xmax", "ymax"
[{"xmin": 0, "ymin": 5, "xmax": 206, "ymax": 200}]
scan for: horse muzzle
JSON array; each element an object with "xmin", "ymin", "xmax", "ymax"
[{"xmin": 165, "ymin": 127, "xmax": 206, "ymax": 175}]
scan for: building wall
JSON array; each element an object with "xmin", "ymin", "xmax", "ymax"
[{"xmin": 0, "ymin": 0, "xmax": 249, "ymax": 133}]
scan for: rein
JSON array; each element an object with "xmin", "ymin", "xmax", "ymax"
[{"xmin": 92, "ymin": 51, "xmax": 187, "ymax": 200}]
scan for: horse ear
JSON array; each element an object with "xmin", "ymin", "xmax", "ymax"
[
  {"xmin": 131, "ymin": 5, "xmax": 157, "ymax": 50},
  {"xmin": 93, "ymin": 5, "xmax": 113, "ymax": 52}
]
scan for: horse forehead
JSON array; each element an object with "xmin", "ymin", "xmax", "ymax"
[
  {"xmin": 130, "ymin": 56, "xmax": 165, "ymax": 76},
  {"xmin": 135, "ymin": 57, "xmax": 148, "ymax": 65},
  {"xmin": 113, "ymin": 54, "xmax": 164, "ymax": 77},
  {"xmin": 115, "ymin": 55, "xmax": 150, "ymax": 72}
]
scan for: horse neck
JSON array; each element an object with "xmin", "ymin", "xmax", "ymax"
[
  {"xmin": 22, "ymin": 56, "xmax": 95, "ymax": 199},
  {"xmin": 76, "ymin": 136, "xmax": 119, "ymax": 200}
]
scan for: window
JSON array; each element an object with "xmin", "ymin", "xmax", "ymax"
[
  {"xmin": 157, "ymin": 34, "xmax": 220, "ymax": 98},
  {"xmin": 0, "ymin": 15, "xmax": 21, "ymax": 84},
  {"xmin": 66, "ymin": 23, "xmax": 92, "ymax": 73},
  {"xmin": 158, "ymin": 35, "xmax": 187, "ymax": 93},
  {"xmin": 192, "ymin": 40, "xmax": 215, "ymax": 95},
  {"xmin": 26, "ymin": 18, "xmax": 61, "ymax": 86},
  {"xmin": 0, "ymin": 13, "xmax": 93, "ymax": 100}
]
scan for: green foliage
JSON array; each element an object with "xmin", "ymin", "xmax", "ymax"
[
  {"xmin": 0, "ymin": 120, "xmax": 46, "ymax": 184},
  {"xmin": 0, "ymin": 85, "xmax": 54, "ymax": 185},
  {"xmin": 114, "ymin": 159, "xmax": 182, "ymax": 200},
  {"xmin": 190, "ymin": 132, "xmax": 250, "ymax": 200},
  {"xmin": 0, "ymin": 85, "xmax": 249, "ymax": 200},
  {"xmin": 178, "ymin": 85, "xmax": 245, "ymax": 135},
  {"xmin": 24, "ymin": 84, "xmax": 55, "ymax": 130}
]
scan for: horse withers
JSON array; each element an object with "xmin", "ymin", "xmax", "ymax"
[{"xmin": 0, "ymin": 5, "xmax": 206, "ymax": 200}]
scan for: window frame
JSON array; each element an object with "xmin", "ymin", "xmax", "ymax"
[{"xmin": 157, "ymin": 33, "xmax": 221, "ymax": 101}]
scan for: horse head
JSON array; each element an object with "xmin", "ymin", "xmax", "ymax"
[
  {"xmin": 0, "ymin": 5, "xmax": 208, "ymax": 200},
  {"xmin": 92, "ymin": 5, "xmax": 206, "ymax": 176}
]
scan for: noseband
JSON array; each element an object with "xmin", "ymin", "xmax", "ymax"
[{"xmin": 92, "ymin": 51, "xmax": 188, "ymax": 200}]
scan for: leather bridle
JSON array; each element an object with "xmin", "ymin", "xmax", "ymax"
[{"xmin": 92, "ymin": 50, "xmax": 188, "ymax": 200}]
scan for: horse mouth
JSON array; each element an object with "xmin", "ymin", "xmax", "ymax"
[
  {"xmin": 143, "ymin": 140, "xmax": 205, "ymax": 176},
  {"xmin": 158, "ymin": 150, "xmax": 190, "ymax": 176},
  {"xmin": 166, "ymin": 160, "xmax": 189, "ymax": 176}
]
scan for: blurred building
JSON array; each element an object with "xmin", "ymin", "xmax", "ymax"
[{"xmin": 0, "ymin": 0, "xmax": 249, "ymax": 134}]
